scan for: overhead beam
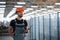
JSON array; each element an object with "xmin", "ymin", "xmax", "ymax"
[{"xmin": 4, "ymin": 2, "xmax": 16, "ymax": 17}]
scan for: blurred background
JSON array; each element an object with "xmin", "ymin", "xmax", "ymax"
[{"xmin": 0, "ymin": 0, "xmax": 60, "ymax": 40}]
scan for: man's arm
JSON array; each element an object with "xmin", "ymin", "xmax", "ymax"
[
  {"xmin": 8, "ymin": 20, "xmax": 15, "ymax": 36},
  {"xmin": 25, "ymin": 26, "xmax": 29, "ymax": 33},
  {"xmin": 8, "ymin": 26, "xmax": 14, "ymax": 37},
  {"xmin": 24, "ymin": 20, "xmax": 29, "ymax": 33}
]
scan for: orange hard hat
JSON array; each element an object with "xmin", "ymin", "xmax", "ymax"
[{"xmin": 16, "ymin": 7, "xmax": 24, "ymax": 13}]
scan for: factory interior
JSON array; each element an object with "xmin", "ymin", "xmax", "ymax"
[{"xmin": 0, "ymin": 0, "xmax": 60, "ymax": 40}]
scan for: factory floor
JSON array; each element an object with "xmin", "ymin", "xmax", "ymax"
[
  {"xmin": 0, "ymin": 33, "xmax": 30, "ymax": 40},
  {"xmin": 0, "ymin": 36, "xmax": 13, "ymax": 40}
]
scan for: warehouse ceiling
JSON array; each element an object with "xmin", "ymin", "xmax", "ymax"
[{"xmin": 0, "ymin": 0, "xmax": 60, "ymax": 18}]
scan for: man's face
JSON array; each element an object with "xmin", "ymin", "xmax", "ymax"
[{"xmin": 17, "ymin": 11, "xmax": 24, "ymax": 18}]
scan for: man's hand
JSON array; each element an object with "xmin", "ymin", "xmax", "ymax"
[
  {"xmin": 25, "ymin": 29, "xmax": 28, "ymax": 33},
  {"xmin": 25, "ymin": 27, "xmax": 29, "ymax": 33}
]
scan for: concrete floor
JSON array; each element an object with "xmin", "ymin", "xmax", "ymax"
[
  {"xmin": 0, "ymin": 36, "xmax": 13, "ymax": 40},
  {"xmin": 1, "ymin": 32, "xmax": 30, "ymax": 40}
]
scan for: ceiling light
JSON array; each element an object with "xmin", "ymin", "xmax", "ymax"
[
  {"xmin": 0, "ymin": 2, "xmax": 6, "ymax": 4},
  {"xmin": 41, "ymin": 8, "xmax": 47, "ymax": 10},
  {"xmin": 17, "ymin": 2, "xmax": 26, "ymax": 4},
  {"xmin": 47, "ymin": 6, "xmax": 54, "ymax": 8},
  {"xmin": 14, "ymin": 5, "xmax": 23, "ymax": 7},
  {"xmin": 55, "ymin": 3, "xmax": 60, "ymax": 5},
  {"xmin": 0, "ymin": 5, "xmax": 6, "ymax": 7}
]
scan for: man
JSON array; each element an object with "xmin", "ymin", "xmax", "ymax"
[{"xmin": 8, "ymin": 7, "xmax": 29, "ymax": 40}]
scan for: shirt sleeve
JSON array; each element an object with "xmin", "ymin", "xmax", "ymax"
[
  {"xmin": 24, "ymin": 20, "xmax": 28, "ymax": 27},
  {"xmin": 10, "ymin": 20, "xmax": 15, "ymax": 28}
]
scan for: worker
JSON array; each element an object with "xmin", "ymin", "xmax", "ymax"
[{"xmin": 8, "ymin": 7, "xmax": 29, "ymax": 40}]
